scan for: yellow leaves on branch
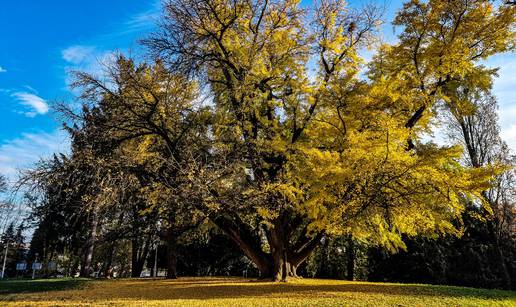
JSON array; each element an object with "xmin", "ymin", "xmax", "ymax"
[{"xmin": 135, "ymin": 0, "xmax": 514, "ymax": 250}]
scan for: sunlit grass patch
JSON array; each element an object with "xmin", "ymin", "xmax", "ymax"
[{"xmin": 1, "ymin": 277, "xmax": 515, "ymax": 306}]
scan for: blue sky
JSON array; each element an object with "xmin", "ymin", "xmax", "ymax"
[
  {"xmin": 0, "ymin": 1, "xmax": 160, "ymax": 181},
  {"xmin": 0, "ymin": 0, "xmax": 515, "ymax": 183}
]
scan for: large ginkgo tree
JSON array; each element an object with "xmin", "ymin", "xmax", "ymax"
[{"xmin": 135, "ymin": 0, "xmax": 514, "ymax": 280}]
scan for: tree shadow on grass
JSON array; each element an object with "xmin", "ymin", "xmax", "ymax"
[
  {"xmin": 80, "ymin": 278, "xmax": 516, "ymax": 301},
  {"xmin": 0, "ymin": 278, "xmax": 89, "ymax": 296},
  {"xmin": 2, "ymin": 278, "xmax": 514, "ymax": 303}
]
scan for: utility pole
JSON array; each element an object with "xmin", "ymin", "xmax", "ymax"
[{"xmin": 1, "ymin": 241, "xmax": 8, "ymax": 279}]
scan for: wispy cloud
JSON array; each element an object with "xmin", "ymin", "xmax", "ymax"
[
  {"xmin": 0, "ymin": 129, "xmax": 70, "ymax": 183},
  {"xmin": 120, "ymin": 0, "xmax": 161, "ymax": 36},
  {"xmin": 62, "ymin": 44, "xmax": 117, "ymax": 71},
  {"xmin": 125, "ymin": 9, "xmax": 160, "ymax": 33},
  {"xmin": 11, "ymin": 92, "xmax": 49, "ymax": 117},
  {"xmin": 0, "ymin": 66, "xmax": 6, "ymax": 73},
  {"xmin": 62, "ymin": 45, "xmax": 96, "ymax": 65},
  {"xmin": 22, "ymin": 85, "xmax": 38, "ymax": 94},
  {"xmin": 61, "ymin": 45, "xmax": 117, "ymax": 93},
  {"xmin": 60, "ymin": 1, "xmax": 161, "ymax": 87},
  {"xmin": 92, "ymin": 0, "xmax": 160, "ymax": 43}
]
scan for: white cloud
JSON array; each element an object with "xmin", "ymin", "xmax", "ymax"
[
  {"xmin": 11, "ymin": 92, "xmax": 49, "ymax": 117},
  {"xmin": 0, "ymin": 66, "xmax": 6, "ymax": 73},
  {"xmin": 23, "ymin": 85, "xmax": 38, "ymax": 94},
  {"xmin": 61, "ymin": 45, "xmax": 118, "ymax": 94},
  {"xmin": 0, "ymin": 129, "xmax": 70, "ymax": 183},
  {"xmin": 61, "ymin": 45, "xmax": 116, "ymax": 75},
  {"xmin": 60, "ymin": 1, "xmax": 161, "ymax": 89},
  {"xmin": 62, "ymin": 45, "xmax": 96, "ymax": 64},
  {"xmin": 125, "ymin": 10, "xmax": 159, "ymax": 32}
]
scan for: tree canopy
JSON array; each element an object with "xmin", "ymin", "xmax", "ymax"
[{"xmin": 13, "ymin": 0, "xmax": 516, "ymax": 283}]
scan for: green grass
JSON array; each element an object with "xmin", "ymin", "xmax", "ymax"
[{"xmin": 0, "ymin": 277, "xmax": 515, "ymax": 306}]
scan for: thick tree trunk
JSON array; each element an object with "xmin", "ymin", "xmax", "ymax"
[
  {"xmin": 131, "ymin": 236, "xmax": 151, "ymax": 278},
  {"xmin": 103, "ymin": 243, "xmax": 115, "ymax": 278},
  {"xmin": 270, "ymin": 258, "xmax": 300, "ymax": 281},
  {"xmin": 103, "ymin": 212, "xmax": 123, "ymax": 278},
  {"xmin": 211, "ymin": 215, "xmax": 273, "ymax": 277},
  {"xmin": 212, "ymin": 213, "xmax": 323, "ymax": 281},
  {"xmin": 165, "ymin": 226, "xmax": 178, "ymax": 279},
  {"xmin": 267, "ymin": 231, "xmax": 323, "ymax": 281},
  {"xmin": 131, "ymin": 242, "xmax": 144, "ymax": 278},
  {"xmin": 70, "ymin": 251, "xmax": 80, "ymax": 277},
  {"xmin": 269, "ymin": 254, "xmax": 303, "ymax": 281},
  {"xmin": 346, "ymin": 235, "xmax": 355, "ymax": 281},
  {"xmin": 150, "ymin": 246, "xmax": 158, "ymax": 277},
  {"xmin": 80, "ymin": 207, "xmax": 99, "ymax": 277},
  {"xmin": 268, "ymin": 221, "xmax": 286, "ymax": 281}
]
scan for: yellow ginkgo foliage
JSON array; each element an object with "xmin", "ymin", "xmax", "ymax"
[{"xmin": 76, "ymin": 0, "xmax": 515, "ymax": 281}]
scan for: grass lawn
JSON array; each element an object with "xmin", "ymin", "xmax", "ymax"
[{"xmin": 1, "ymin": 277, "xmax": 515, "ymax": 306}]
